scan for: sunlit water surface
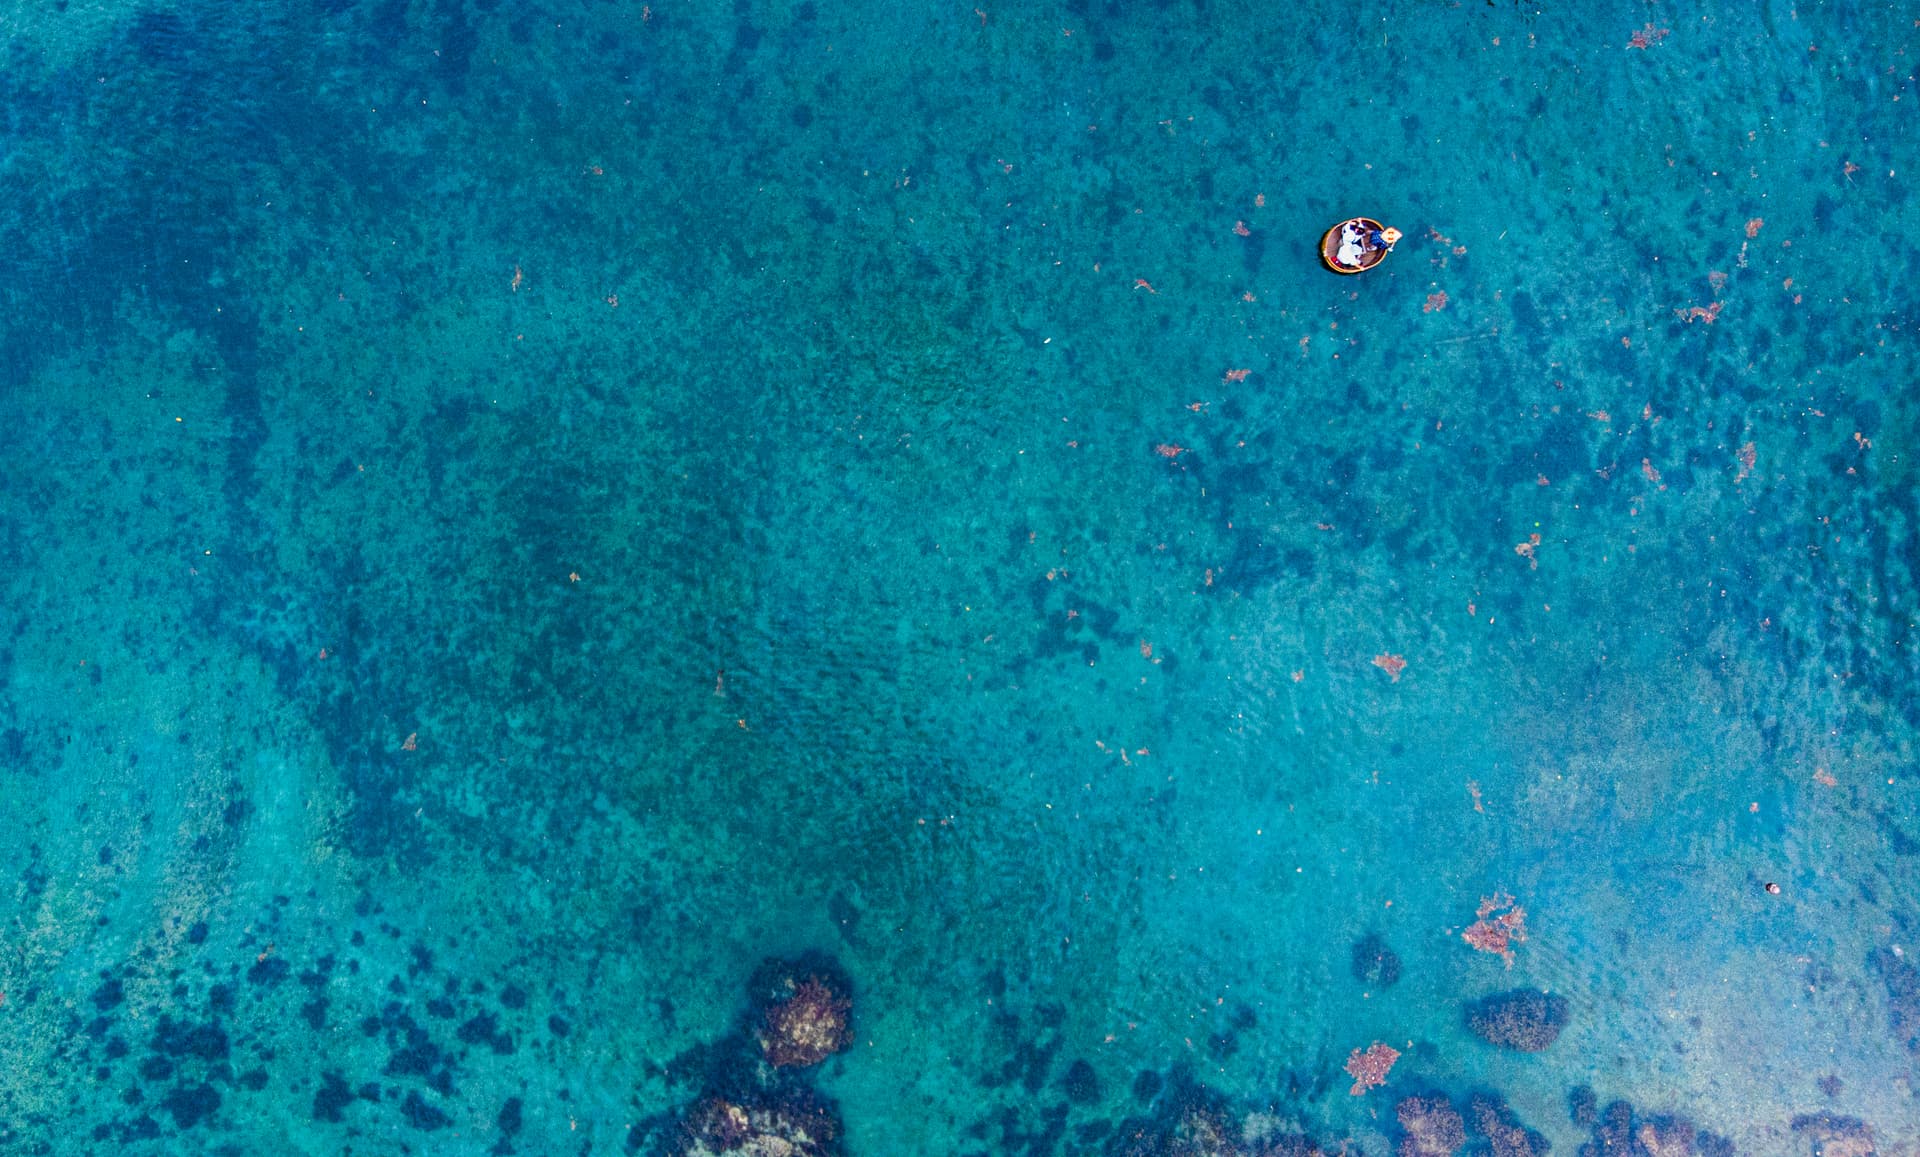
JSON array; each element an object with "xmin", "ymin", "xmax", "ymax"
[{"xmin": 0, "ymin": 2, "xmax": 1915, "ymax": 1155}]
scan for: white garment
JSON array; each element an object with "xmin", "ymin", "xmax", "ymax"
[{"xmin": 1337, "ymin": 224, "xmax": 1368, "ymax": 267}]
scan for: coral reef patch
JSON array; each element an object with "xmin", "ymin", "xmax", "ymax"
[
  {"xmin": 1395, "ymin": 1094, "xmax": 1466, "ymax": 1157},
  {"xmin": 676, "ymin": 1088, "xmax": 842, "ymax": 1157},
  {"xmin": 1574, "ymin": 1095, "xmax": 1736, "ymax": 1157},
  {"xmin": 759, "ymin": 977, "xmax": 853, "ymax": 1069}
]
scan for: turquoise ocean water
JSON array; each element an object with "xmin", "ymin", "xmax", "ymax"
[{"xmin": 0, "ymin": 1, "xmax": 1916, "ymax": 1154}]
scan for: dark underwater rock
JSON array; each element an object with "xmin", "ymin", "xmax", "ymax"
[
  {"xmin": 1567, "ymin": 1084, "xmax": 1596, "ymax": 1126},
  {"xmin": 1351, "ymin": 932, "xmax": 1403, "ymax": 988},
  {"xmin": 312, "ymin": 1072, "xmax": 353, "ymax": 1123},
  {"xmin": 160, "ymin": 1083, "xmax": 220, "ymax": 1130},
  {"xmin": 1869, "ymin": 946, "xmax": 1920, "ymax": 1056},
  {"xmin": 1469, "ymin": 1094, "xmax": 1547, "ymax": 1157},
  {"xmin": 1062, "ymin": 1058, "xmax": 1101, "ymax": 1105},
  {"xmin": 1465, "ymin": 989, "xmax": 1569, "ymax": 1052},
  {"xmin": 1790, "ymin": 1111, "xmax": 1875, "ymax": 1157},
  {"xmin": 1572, "ymin": 1095, "xmax": 1736, "ymax": 1157},
  {"xmin": 401, "ymin": 1090, "xmax": 452, "ymax": 1131}
]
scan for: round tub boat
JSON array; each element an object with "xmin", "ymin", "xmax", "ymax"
[{"xmin": 1321, "ymin": 217, "xmax": 1400, "ymax": 274}]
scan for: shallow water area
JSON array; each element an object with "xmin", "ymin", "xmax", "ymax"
[{"xmin": 0, "ymin": 2, "xmax": 1916, "ymax": 1155}]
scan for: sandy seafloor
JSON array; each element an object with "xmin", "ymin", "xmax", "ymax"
[{"xmin": 0, "ymin": 0, "xmax": 1916, "ymax": 1154}]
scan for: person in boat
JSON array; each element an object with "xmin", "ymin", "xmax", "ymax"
[
  {"xmin": 1335, "ymin": 221, "xmax": 1400, "ymax": 269},
  {"xmin": 1336, "ymin": 220, "xmax": 1370, "ymax": 268}
]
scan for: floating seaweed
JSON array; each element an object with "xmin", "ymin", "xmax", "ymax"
[
  {"xmin": 1344, "ymin": 1042, "xmax": 1400, "ymax": 1095},
  {"xmin": 1462, "ymin": 893, "xmax": 1528, "ymax": 966}
]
